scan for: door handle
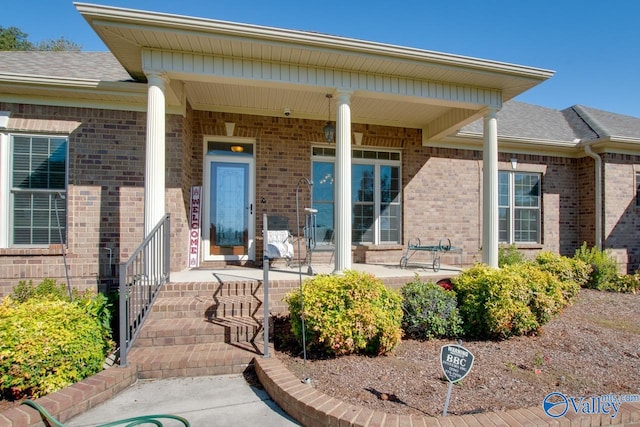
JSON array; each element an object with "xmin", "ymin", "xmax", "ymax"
[{"xmin": 249, "ymin": 203, "xmax": 253, "ymax": 215}]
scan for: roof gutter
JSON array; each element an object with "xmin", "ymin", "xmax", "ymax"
[{"xmin": 583, "ymin": 142, "xmax": 602, "ymax": 250}]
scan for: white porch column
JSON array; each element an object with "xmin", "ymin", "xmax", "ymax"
[
  {"xmin": 144, "ymin": 73, "xmax": 167, "ymax": 237},
  {"xmin": 482, "ymin": 108, "xmax": 499, "ymax": 268},
  {"xmin": 333, "ymin": 90, "xmax": 353, "ymax": 274}
]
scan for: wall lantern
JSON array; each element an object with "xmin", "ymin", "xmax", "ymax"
[
  {"xmin": 322, "ymin": 94, "xmax": 335, "ymax": 143},
  {"xmin": 510, "ymin": 157, "xmax": 518, "ymax": 170}
]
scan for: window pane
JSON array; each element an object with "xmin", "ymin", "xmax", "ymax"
[
  {"xmin": 313, "ymin": 162, "xmax": 334, "ymax": 247},
  {"xmin": 498, "ymin": 171, "xmax": 509, "ymax": 207},
  {"xmin": 313, "ymin": 162, "xmax": 334, "ymax": 202},
  {"xmin": 314, "ymin": 204, "xmax": 334, "ymax": 246},
  {"xmin": 381, "ymin": 166, "xmax": 400, "ymax": 204},
  {"xmin": 352, "ymin": 165, "xmax": 374, "ymax": 203},
  {"xmin": 353, "ymin": 204, "xmax": 374, "ymax": 243},
  {"xmin": 514, "ymin": 173, "xmax": 540, "ymax": 207},
  {"xmin": 514, "ymin": 208, "xmax": 539, "ymax": 243},
  {"xmin": 380, "ymin": 204, "xmax": 399, "ymax": 242},
  {"xmin": 499, "ymin": 207, "xmax": 510, "ymax": 242}
]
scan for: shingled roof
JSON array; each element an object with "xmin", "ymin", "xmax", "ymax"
[
  {"xmin": 566, "ymin": 105, "xmax": 640, "ymax": 141},
  {"xmin": 460, "ymin": 100, "xmax": 640, "ymax": 143},
  {"xmin": 0, "ymin": 51, "xmax": 132, "ymax": 81}
]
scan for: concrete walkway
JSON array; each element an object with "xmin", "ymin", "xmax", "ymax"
[{"xmin": 66, "ymin": 374, "xmax": 300, "ymax": 427}]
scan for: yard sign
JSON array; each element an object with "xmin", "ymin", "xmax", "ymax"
[{"xmin": 440, "ymin": 342, "xmax": 475, "ymax": 416}]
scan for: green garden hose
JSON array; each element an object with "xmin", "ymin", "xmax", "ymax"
[{"xmin": 22, "ymin": 400, "xmax": 191, "ymax": 427}]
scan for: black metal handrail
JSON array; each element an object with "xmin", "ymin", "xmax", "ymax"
[{"xmin": 118, "ymin": 214, "xmax": 171, "ymax": 367}]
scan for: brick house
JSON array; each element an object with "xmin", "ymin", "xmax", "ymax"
[{"xmin": 1, "ymin": 3, "xmax": 639, "ymax": 296}]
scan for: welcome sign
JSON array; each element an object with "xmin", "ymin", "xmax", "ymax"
[{"xmin": 188, "ymin": 186, "xmax": 201, "ymax": 268}]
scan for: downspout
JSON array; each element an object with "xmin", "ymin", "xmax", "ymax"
[{"xmin": 583, "ymin": 143, "xmax": 602, "ymax": 250}]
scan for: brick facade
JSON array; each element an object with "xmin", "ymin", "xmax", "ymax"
[
  {"xmin": 602, "ymin": 153, "xmax": 640, "ymax": 272},
  {"xmin": 1, "ymin": 103, "xmax": 637, "ymax": 296},
  {"xmin": 0, "ymin": 103, "xmax": 189, "ymax": 296}
]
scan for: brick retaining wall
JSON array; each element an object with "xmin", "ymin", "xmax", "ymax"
[{"xmin": 0, "ymin": 366, "xmax": 137, "ymax": 427}]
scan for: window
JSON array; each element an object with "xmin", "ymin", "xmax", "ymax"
[
  {"xmin": 312, "ymin": 147, "xmax": 401, "ymax": 245},
  {"xmin": 499, "ymin": 171, "xmax": 541, "ymax": 244},
  {"xmin": 10, "ymin": 135, "xmax": 68, "ymax": 246}
]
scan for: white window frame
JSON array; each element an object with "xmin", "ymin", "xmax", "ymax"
[
  {"xmin": 0, "ymin": 132, "xmax": 9, "ymax": 248},
  {"xmin": 499, "ymin": 170, "xmax": 541, "ymax": 244},
  {"xmin": 2, "ymin": 133, "xmax": 69, "ymax": 248},
  {"xmin": 311, "ymin": 146, "xmax": 402, "ymax": 245}
]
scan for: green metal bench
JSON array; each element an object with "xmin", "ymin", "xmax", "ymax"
[{"xmin": 22, "ymin": 399, "xmax": 191, "ymax": 427}]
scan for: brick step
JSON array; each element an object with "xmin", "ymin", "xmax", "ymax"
[
  {"xmin": 149, "ymin": 294, "xmax": 262, "ymax": 319},
  {"xmin": 127, "ymin": 341, "xmax": 265, "ymax": 379},
  {"xmin": 135, "ymin": 317, "xmax": 263, "ymax": 347},
  {"xmin": 159, "ymin": 280, "xmax": 263, "ymax": 299}
]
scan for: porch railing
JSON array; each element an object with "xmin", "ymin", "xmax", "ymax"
[{"xmin": 118, "ymin": 214, "xmax": 171, "ymax": 367}]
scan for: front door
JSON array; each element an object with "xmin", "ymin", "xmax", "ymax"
[{"xmin": 204, "ymin": 143, "xmax": 255, "ymax": 261}]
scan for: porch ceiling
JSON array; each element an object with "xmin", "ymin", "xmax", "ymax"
[{"xmin": 76, "ymin": 2, "xmax": 554, "ymax": 134}]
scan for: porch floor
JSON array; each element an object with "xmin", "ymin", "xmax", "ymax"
[{"xmin": 169, "ymin": 261, "xmax": 462, "ymax": 283}]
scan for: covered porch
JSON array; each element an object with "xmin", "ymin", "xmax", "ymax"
[{"xmin": 77, "ymin": 3, "xmax": 553, "ymax": 274}]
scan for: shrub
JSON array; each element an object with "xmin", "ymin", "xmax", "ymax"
[
  {"xmin": 284, "ymin": 270, "xmax": 403, "ymax": 356},
  {"xmin": 534, "ymin": 251, "xmax": 588, "ymax": 300},
  {"xmin": 573, "ymin": 242, "xmax": 619, "ymax": 290},
  {"xmin": 11, "ymin": 278, "xmax": 69, "ymax": 303},
  {"xmin": 452, "ymin": 263, "xmax": 570, "ymax": 339},
  {"xmin": 0, "ymin": 297, "xmax": 106, "ymax": 399},
  {"xmin": 400, "ymin": 276, "xmax": 463, "ymax": 340},
  {"xmin": 601, "ymin": 273, "xmax": 640, "ymax": 293},
  {"xmin": 498, "ymin": 244, "xmax": 526, "ymax": 267},
  {"xmin": 10, "ymin": 278, "xmax": 114, "ymax": 354},
  {"xmin": 515, "ymin": 263, "xmax": 569, "ymax": 325},
  {"xmin": 74, "ymin": 291, "xmax": 115, "ymax": 354}
]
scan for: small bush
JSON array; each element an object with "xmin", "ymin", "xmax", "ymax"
[
  {"xmin": 0, "ymin": 298, "xmax": 106, "ymax": 399},
  {"xmin": 515, "ymin": 263, "xmax": 569, "ymax": 325},
  {"xmin": 11, "ymin": 278, "xmax": 69, "ymax": 303},
  {"xmin": 284, "ymin": 270, "xmax": 403, "ymax": 356},
  {"xmin": 534, "ymin": 251, "xmax": 588, "ymax": 300},
  {"xmin": 498, "ymin": 244, "xmax": 526, "ymax": 267},
  {"xmin": 601, "ymin": 273, "xmax": 640, "ymax": 293},
  {"xmin": 400, "ymin": 276, "xmax": 463, "ymax": 340},
  {"xmin": 452, "ymin": 263, "xmax": 570, "ymax": 339},
  {"xmin": 574, "ymin": 242, "xmax": 619, "ymax": 290},
  {"xmin": 11, "ymin": 278, "xmax": 114, "ymax": 355}
]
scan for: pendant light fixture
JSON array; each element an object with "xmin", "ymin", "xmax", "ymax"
[{"xmin": 322, "ymin": 94, "xmax": 335, "ymax": 143}]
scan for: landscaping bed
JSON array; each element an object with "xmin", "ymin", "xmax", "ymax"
[{"xmin": 274, "ymin": 288, "xmax": 640, "ymax": 417}]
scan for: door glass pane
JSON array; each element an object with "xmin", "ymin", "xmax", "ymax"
[{"xmin": 210, "ymin": 162, "xmax": 248, "ymax": 255}]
